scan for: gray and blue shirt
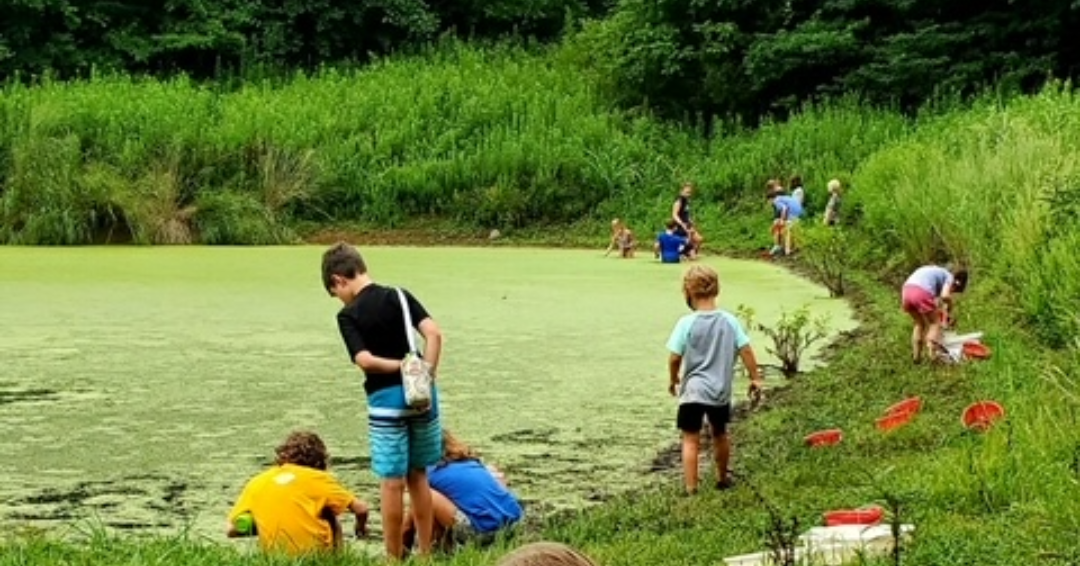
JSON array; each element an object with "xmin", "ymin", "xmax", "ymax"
[{"xmin": 666, "ymin": 310, "xmax": 750, "ymax": 407}]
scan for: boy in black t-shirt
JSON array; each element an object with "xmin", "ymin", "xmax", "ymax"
[{"xmin": 321, "ymin": 242, "xmax": 444, "ymax": 561}]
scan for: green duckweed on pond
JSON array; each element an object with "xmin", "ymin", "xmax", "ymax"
[{"xmin": 0, "ymin": 246, "xmax": 855, "ymax": 551}]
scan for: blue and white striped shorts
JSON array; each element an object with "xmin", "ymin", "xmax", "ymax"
[{"xmin": 367, "ymin": 385, "xmax": 442, "ymax": 479}]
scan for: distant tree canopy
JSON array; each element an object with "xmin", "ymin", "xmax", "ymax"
[
  {"xmin": 0, "ymin": 0, "xmax": 610, "ymax": 78},
  {"xmin": 575, "ymin": 0, "xmax": 1080, "ymax": 125},
  {"xmin": 3, "ymin": 0, "xmax": 1080, "ymax": 125}
]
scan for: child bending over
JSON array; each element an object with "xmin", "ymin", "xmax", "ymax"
[
  {"xmin": 901, "ymin": 264, "xmax": 969, "ymax": 363},
  {"xmin": 401, "ymin": 430, "xmax": 524, "ymax": 554},
  {"xmin": 605, "ymin": 218, "xmax": 635, "ymax": 258},
  {"xmin": 226, "ymin": 431, "xmax": 369, "ymax": 556},
  {"xmin": 665, "ymin": 266, "xmax": 761, "ymax": 494}
]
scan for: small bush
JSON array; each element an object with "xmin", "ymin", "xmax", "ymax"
[
  {"xmin": 736, "ymin": 304, "xmax": 830, "ymax": 378},
  {"xmin": 797, "ymin": 224, "xmax": 852, "ymax": 297}
]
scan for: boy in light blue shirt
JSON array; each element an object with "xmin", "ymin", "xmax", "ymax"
[{"xmin": 666, "ymin": 265, "xmax": 761, "ymax": 494}]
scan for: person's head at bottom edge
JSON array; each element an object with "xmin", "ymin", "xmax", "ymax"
[{"xmin": 496, "ymin": 542, "xmax": 600, "ymax": 566}]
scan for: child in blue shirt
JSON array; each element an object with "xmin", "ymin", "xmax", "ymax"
[
  {"xmin": 655, "ymin": 220, "xmax": 688, "ymax": 263},
  {"xmin": 401, "ymin": 430, "xmax": 523, "ymax": 554}
]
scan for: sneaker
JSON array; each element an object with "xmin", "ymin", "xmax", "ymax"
[{"xmin": 716, "ymin": 478, "xmax": 736, "ymax": 491}]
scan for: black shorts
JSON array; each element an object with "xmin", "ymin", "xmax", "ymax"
[{"xmin": 677, "ymin": 403, "xmax": 732, "ymax": 434}]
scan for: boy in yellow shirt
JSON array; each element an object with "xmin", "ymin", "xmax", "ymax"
[{"xmin": 226, "ymin": 431, "xmax": 370, "ymax": 556}]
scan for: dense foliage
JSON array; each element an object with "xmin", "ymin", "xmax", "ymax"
[
  {"xmin": 575, "ymin": 0, "xmax": 1080, "ymax": 124},
  {"xmin": 5, "ymin": 0, "xmax": 1080, "ymax": 123},
  {"xmin": 0, "ymin": 0, "xmax": 607, "ymax": 79}
]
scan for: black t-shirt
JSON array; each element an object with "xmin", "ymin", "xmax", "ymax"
[
  {"xmin": 336, "ymin": 283, "xmax": 431, "ymax": 395},
  {"xmin": 677, "ymin": 196, "xmax": 691, "ymax": 225}
]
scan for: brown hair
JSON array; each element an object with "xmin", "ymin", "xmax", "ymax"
[
  {"xmin": 275, "ymin": 431, "xmax": 329, "ymax": 470},
  {"xmin": 321, "ymin": 242, "xmax": 367, "ymax": 295},
  {"xmin": 952, "ymin": 268, "xmax": 970, "ymax": 293},
  {"xmin": 441, "ymin": 429, "xmax": 480, "ymax": 464},
  {"xmin": 495, "ymin": 542, "xmax": 599, "ymax": 566},
  {"xmin": 683, "ymin": 265, "xmax": 720, "ymax": 300}
]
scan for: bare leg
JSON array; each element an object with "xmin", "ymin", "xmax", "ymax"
[
  {"xmin": 909, "ymin": 312, "xmax": 926, "ymax": 362},
  {"xmin": 380, "ymin": 478, "xmax": 407, "ymax": 560},
  {"xmin": 406, "ymin": 469, "xmax": 434, "ymax": 556},
  {"xmin": 712, "ymin": 433, "xmax": 731, "ymax": 485},
  {"xmin": 681, "ymin": 431, "xmax": 701, "ymax": 494},
  {"xmin": 925, "ymin": 309, "xmax": 944, "ymax": 353},
  {"xmin": 400, "ymin": 505, "xmax": 415, "ymax": 555}
]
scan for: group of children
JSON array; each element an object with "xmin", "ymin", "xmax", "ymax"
[
  {"xmin": 225, "ymin": 200, "xmax": 965, "ymax": 562},
  {"xmin": 764, "ymin": 176, "xmax": 844, "ymax": 257},
  {"xmin": 606, "ymin": 177, "xmax": 844, "ymax": 262},
  {"xmin": 605, "ymin": 183, "xmax": 704, "ymax": 263},
  {"xmin": 227, "ymin": 243, "xmax": 523, "ymax": 560}
]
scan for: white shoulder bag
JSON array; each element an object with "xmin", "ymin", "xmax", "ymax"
[{"xmin": 396, "ymin": 288, "xmax": 433, "ymax": 410}]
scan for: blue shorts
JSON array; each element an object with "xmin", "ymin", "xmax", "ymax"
[{"xmin": 367, "ymin": 385, "xmax": 442, "ymax": 479}]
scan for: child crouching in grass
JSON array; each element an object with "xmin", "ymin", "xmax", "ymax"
[
  {"xmin": 665, "ymin": 266, "xmax": 761, "ymax": 494},
  {"xmin": 226, "ymin": 431, "xmax": 369, "ymax": 556}
]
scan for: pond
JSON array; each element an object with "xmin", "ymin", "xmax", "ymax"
[{"xmin": 0, "ymin": 247, "xmax": 856, "ymax": 549}]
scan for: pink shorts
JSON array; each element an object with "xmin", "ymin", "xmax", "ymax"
[{"xmin": 901, "ymin": 285, "xmax": 937, "ymax": 315}]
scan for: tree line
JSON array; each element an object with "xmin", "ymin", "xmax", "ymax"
[{"xmin": 3, "ymin": 0, "xmax": 1080, "ymax": 124}]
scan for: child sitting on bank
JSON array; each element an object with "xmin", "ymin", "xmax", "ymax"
[
  {"xmin": 655, "ymin": 220, "xmax": 688, "ymax": 264},
  {"xmin": 226, "ymin": 431, "xmax": 369, "ymax": 556},
  {"xmin": 605, "ymin": 218, "xmax": 635, "ymax": 258},
  {"xmin": 402, "ymin": 430, "xmax": 523, "ymax": 554}
]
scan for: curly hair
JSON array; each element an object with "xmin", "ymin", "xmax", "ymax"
[
  {"xmin": 496, "ymin": 542, "xmax": 599, "ymax": 566},
  {"xmin": 683, "ymin": 265, "xmax": 720, "ymax": 300},
  {"xmin": 275, "ymin": 431, "xmax": 329, "ymax": 471}
]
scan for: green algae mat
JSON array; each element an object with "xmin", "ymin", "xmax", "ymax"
[{"xmin": 0, "ymin": 246, "xmax": 855, "ymax": 544}]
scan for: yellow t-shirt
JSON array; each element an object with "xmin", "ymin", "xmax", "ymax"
[{"xmin": 228, "ymin": 463, "xmax": 357, "ymax": 555}]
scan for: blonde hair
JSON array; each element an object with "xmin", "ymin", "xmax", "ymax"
[
  {"xmin": 441, "ymin": 429, "xmax": 479, "ymax": 463},
  {"xmin": 495, "ymin": 542, "xmax": 599, "ymax": 566},
  {"xmin": 827, "ymin": 179, "xmax": 842, "ymax": 193},
  {"xmin": 683, "ymin": 265, "xmax": 720, "ymax": 299}
]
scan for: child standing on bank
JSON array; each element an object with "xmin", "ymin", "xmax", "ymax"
[
  {"xmin": 665, "ymin": 266, "xmax": 762, "ymax": 494},
  {"xmin": 322, "ymin": 242, "xmax": 445, "ymax": 560},
  {"xmin": 823, "ymin": 179, "xmax": 842, "ymax": 226}
]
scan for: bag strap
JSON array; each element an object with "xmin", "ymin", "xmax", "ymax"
[{"xmin": 395, "ymin": 287, "xmax": 419, "ymax": 355}]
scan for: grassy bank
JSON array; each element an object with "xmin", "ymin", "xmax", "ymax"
[{"xmin": 4, "ymin": 44, "xmax": 1080, "ymax": 565}]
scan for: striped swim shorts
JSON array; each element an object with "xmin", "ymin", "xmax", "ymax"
[{"xmin": 367, "ymin": 385, "xmax": 442, "ymax": 479}]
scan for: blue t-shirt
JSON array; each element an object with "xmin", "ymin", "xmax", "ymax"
[
  {"xmin": 427, "ymin": 460, "xmax": 523, "ymax": 533},
  {"xmin": 657, "ymin": 232, "xmax": 687, "ymax": 263},
  {"xmin": 773, "ymin": 195, "xmax": 804, "ymax": 220}
]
